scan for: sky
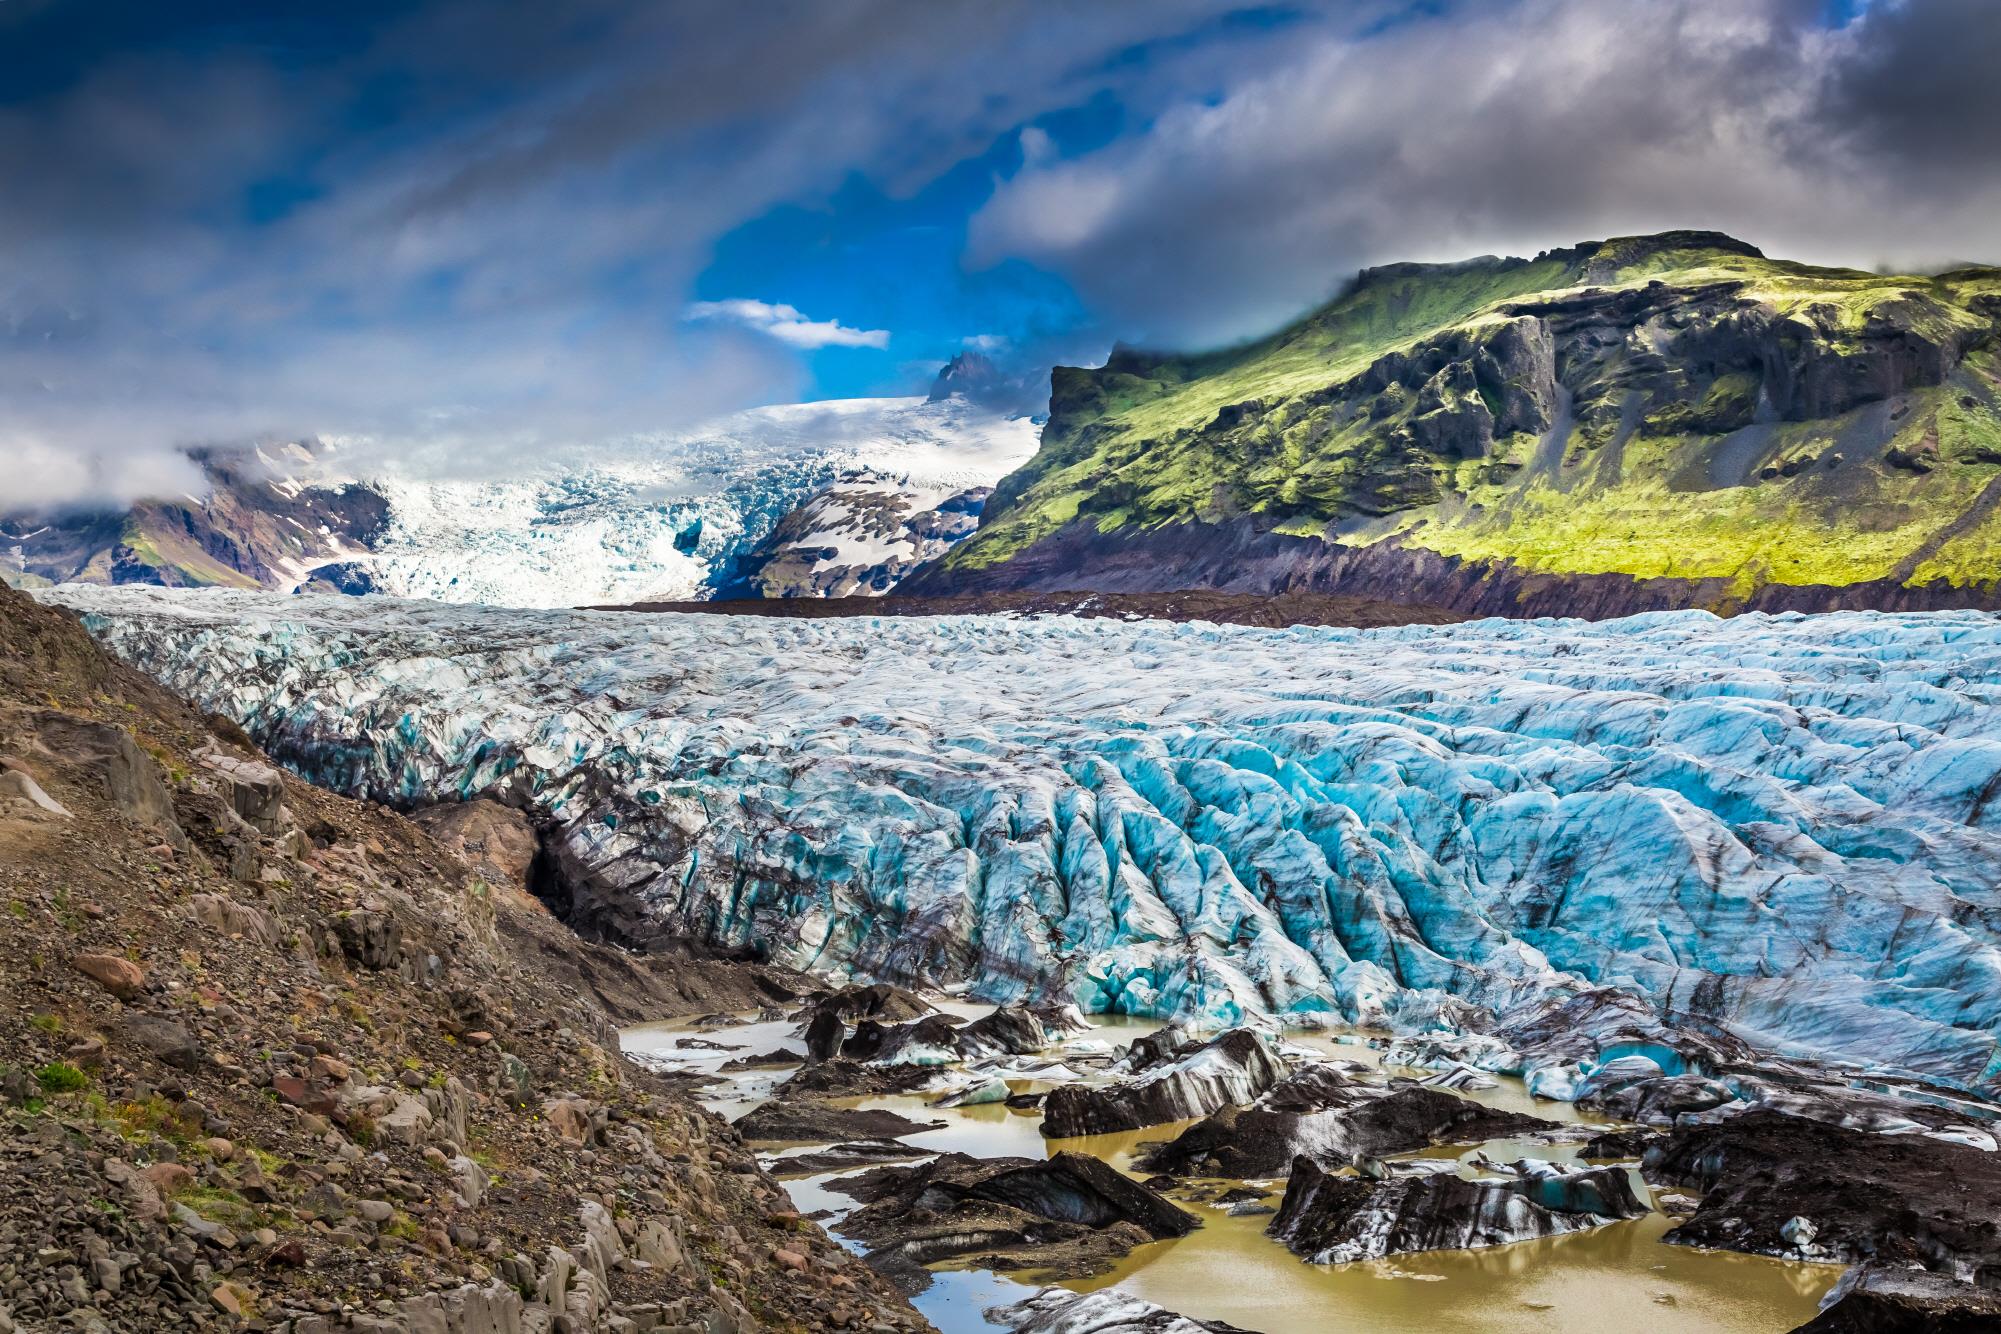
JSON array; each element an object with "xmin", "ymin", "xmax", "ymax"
[{"xmin": 3, "ymin": 0, "xmax": 2000, "ymax": 509}]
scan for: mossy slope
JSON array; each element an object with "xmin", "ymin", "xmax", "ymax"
[{"xmin": 942, "ymin": 231, "xmax": 2001, "ymax": 609}]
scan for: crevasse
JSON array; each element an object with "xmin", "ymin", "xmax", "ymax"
[{"xmin": 40, "ymin": 587, "xmax": 2001, "ymax": 1092}]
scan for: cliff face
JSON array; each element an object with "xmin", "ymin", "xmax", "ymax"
[{"xmin": 914, "ymin": 232, "xmax": 2001, "ymax": 616}]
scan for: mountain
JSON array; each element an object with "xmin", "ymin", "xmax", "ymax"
[
  {"xmin": 360, "ymin": 396, "xmax": 1035, "ymax": 606},
  {"xmin": 730, "ymin": 471, "xmax": 994, "ymax": 597},
  {"xmin": 927, "ymin": 349, "xmax": 1048, "ymax": 418},
  {"xmin": 1, "ymin": 443, "xmax": 389, "ymax": 593},
  {"xmin": 4, "ymin": 392, "xmax": 1037, "ymax": 607},
  {"xmin": 909, "ymin": 231, "xmax": 2001, "ymax": 616}
]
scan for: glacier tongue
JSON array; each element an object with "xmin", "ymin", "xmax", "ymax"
[{"xmin": 38, "ymin": 587, "xmax": 2001, "ymax": 1091}]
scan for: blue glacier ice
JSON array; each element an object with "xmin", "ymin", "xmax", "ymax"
[{"xmin": 37, "ymin": 587, "xmax": 2001, "ymax": 1093}]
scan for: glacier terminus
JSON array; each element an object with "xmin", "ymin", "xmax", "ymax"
[{"xmin": 40, "ymin": 587, "xmax": 2001, "ymax": 1099}]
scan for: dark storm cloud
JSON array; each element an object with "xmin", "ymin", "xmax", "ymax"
[
  {"xmin": 970, "ymin": 0, "xmax": 2001, "ymax": 348},
  {"xmin": 1822, "ymin": 0, "xmax": 2001, "ymax": 178}
]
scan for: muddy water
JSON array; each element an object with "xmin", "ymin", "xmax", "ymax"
[{"xmin": 623, "ymin": 1008, "xmax": 1837, "ymax": 1334}]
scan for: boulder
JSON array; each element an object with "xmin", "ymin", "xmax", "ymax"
[
  {"xmin": 957, "ymin": 1006, "xmax": 1047, "ymax": 1057},
  {"xmin": 794, "ymin": 983, "xmax": 933, "ymax": 1025},
  {"xmin": 14, "ymin": 712, "xmax": 183, "ymax": 844},
  {"xmin": 1269, "ymin": 1154, "xmax": 1646, "ymax": 1263},
  {"xmin": 73, "ymin": 952, "xmax": 146, "ymax": 1001},
  {"xmin": 541, "ymin": 1096, "xmax": 601, "ymax": 1146},
  {"xmin": 841, "ymin": 1012, "xmax": 967, "ymax": 1065},
  {"xmin": 1042, "ymin": 1029, "xmax": 1284, "ymax": 1138},
  {"xmin": 332, "ymin": 906, "xmax": 401, "ymax": 970},
  {"xmin": 116, "ymin": 1014, "xmax": 203, "ymax": 1070},
  {"xmin": 803, "ymin": 1009, "xmax": 844, "ymax": 1063},
  {"xmin": 0, "ymin": 764, "xmax": 70, "ymax": 817},
  {"xmin": 200, "ymin": 752, "xmax": 288, "ymax": 835},
  {"xmin": 376, "ymin": 1094, "xmax": 435, "ymax": 1146},
  {"xmin": 189, "ymin": 893, "xmax": 281, "ymax": 946}
]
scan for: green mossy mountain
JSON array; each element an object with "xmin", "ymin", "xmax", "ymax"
[{"xmin": 912, "ymin": 231, "xmax": 2001, "ymax": 616}]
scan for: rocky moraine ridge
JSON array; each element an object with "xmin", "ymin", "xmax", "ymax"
[{"xmin": 0, "ymin": 582, "xmax": 931, "ymax": 1332}]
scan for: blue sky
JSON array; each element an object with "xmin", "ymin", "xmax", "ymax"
[{"xmin": 2, "ymin": 0, "xmax": 1996, "ymax": 507}]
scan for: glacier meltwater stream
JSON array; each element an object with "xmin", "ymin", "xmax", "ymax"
[{"xmin": 623, "ymin": 1004, "xmax": 1834, "ymax": 1333}]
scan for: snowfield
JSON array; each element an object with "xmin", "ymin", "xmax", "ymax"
[{"xmin": 40, "ymin": 587, "xmax": 2001, "ymax": 1092}]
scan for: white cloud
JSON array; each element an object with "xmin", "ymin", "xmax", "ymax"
[
  {"xmin": 962, "ymin": 333, "xmax": 1010, "ymax": 353},
  {"xmin": 684, "ymin": 299, "xmax": 890, "ymax": 350}
]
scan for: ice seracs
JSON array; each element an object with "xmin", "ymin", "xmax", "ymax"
[{"xmin": 36, "ymin": 586, "xmax": 2001, "ymax": 1094}]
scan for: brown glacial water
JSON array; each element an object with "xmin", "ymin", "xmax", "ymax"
[{"xmin": 624, "ymin": 1008, "xmax": 1837, "ymax": 1334}]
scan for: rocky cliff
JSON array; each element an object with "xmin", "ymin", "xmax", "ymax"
[{"xmin": 912, "ymin": 231, "xmax": 2001, "ymax": 616}]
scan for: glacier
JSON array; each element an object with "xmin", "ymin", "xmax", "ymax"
[
  {"xmin": 36, "ymin": 586, "xmax": 2001, "ymax": 1093},
  {"xmin": 357, "ymin": 396, "xmax": 1037, "ymax": 607}
]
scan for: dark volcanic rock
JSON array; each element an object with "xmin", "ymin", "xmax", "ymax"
[
  {"xmin": 803, "ymin": 1008, "xmax": 845, "ymax": 1063},
  {"xmin": 795, "ymin": 982, "xmax": 934, "ymax": 1025},
  {"xmin": 1789, "ymin": 1266, "xmax": 2001, "ymax": 1333},
  {"xmin": 842, "ymin": 1012, "xmax": 966, "ymax": 1063},
  {"xmin": 1269, "ymin": 1154, "xmax": 1647, "ymax": 1263},
  {"xmin": 834, "ymin": 1004, "xmax": 1046, "ymax": 1068},
  {"xmin": 1042, "ymin": 1029, "xmax": 1284, "ymax": 1139},
  {"xmin": 117, "ymin": 1013, "xmax": 204, "ymax": 1071},
  {"xmin": 835, "ymin": 1150, "xmax": 1197, "ymax": 1290},
  {"xmin": 958, "ymin": 1005, "xmax": 1047, "ymax": 1056},
  {"xmin": 1650, "ymin": 1111, "xmax": 2001, "ymax": 1282},
  {"xmin": 992, "ymin": 1287, "xmax": 1261, "ymax": 1333},
  {"xmin": 733, "ymin": 1100, "xmax": 942, "ymax": 1144},
  {"xmin": 1137, "ymin": 1074, "xmax": 1561, "ymax": 1178}
]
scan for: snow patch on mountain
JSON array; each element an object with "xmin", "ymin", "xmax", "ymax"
[
  {"xmin": 40, "ymin": 587, "xmax": 2001, "ymax": 1091},
  {"xmin": 358, "ymin": 397, "xmax": 1037, "ymax": 607}
]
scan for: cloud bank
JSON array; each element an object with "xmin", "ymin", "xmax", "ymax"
[{"xmin": 971, "ymin": 0, "xmax": 2001, "ymax": 346}]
